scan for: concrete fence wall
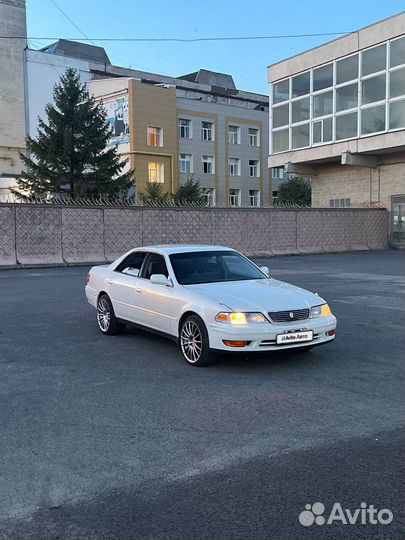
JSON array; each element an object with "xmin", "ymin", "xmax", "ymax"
[{"xmin": 0, "ymin": 204, "xmax": 389, "ymax": 267}]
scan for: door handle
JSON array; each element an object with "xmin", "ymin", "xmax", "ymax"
[
  {"xmin": 106, "ymin": 279, "xmax": 113, "ymax": 284},
  {"xmin": 135, "ymin": 287, "xmax": 142, "ymax": 293}
]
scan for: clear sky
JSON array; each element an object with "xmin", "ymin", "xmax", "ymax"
[{"xmin": 26, "ymin": 0, "xmax": 404, "ymax": 95}]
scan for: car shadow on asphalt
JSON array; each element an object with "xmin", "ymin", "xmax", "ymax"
[{"xmin": 122, "ymin": 324, "xmax": 329, "ymax": 372}]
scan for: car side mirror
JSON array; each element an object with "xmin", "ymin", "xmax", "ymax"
[
  {"xmin": 260, "ymin": 266, "xmax": 270, "ymax": 276},
  {"xmin": 122, "ymin": 267, "xmax": 139, "ymax": 277},
  {"xmin": 150, "ymin": 274, "xmax": 171, "ymax": 286}
]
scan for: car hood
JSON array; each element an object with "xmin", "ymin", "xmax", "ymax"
[{"xmin": 184, "ymin": 278, "xmax": 324, "ymax": 312}]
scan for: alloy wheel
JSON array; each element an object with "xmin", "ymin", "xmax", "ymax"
[
  {"xmin": 97, "ymin": 298, "xmax": 111, "ymax": 332},
  {"xmin": 180, "ymin": 320, "xmax": 203, "ymax": 363}
]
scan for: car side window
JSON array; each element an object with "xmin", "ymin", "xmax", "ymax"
[
  {"xmin": 115, "ymin": 251, "xmax": 147, "ymax": 275},
  {"xmin": 141, "ymin": 253, "xmax": 169, "ymax": 279}
]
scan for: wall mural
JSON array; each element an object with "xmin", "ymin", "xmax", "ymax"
[{"xmin": 104, "ymin": 96, "xmax": 129, "ymax": 146}]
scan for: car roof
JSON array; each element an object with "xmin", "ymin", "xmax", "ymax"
[{"xmin": 134, "ymin": 244, "xmax": 236, "ymax": 255}]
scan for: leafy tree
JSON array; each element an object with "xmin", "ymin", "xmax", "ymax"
[
  {"xmin": 14, "ymin": 68, "xmax": 132, "ymax": 197},
  {"xmin": 174, "ymin": 175, "xmax": 205, "ymax": 205},
  {"xmin": 277, "ymin": 177, "xmax": 311, "ymax": 206},
  {"xmin": 139, "ymin": 181, "xmax": 171, "ymax": 205}
]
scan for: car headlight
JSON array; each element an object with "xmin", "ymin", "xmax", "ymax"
[
  {"xmin": 310, "ymin": 304, "xmax": 333, "ymax": 318},
  {"xmin": 215, "ymin": 312, "xmax": 268, "ymax": 324}
]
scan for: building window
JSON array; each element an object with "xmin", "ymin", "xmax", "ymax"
[
  {"xmin": 335, "ymin": 112, "xmax": 358, "ymax": 140},
  {"xmin": 390, "ymin": 37, "xmax": 405, "ymax": 68},
  {"xmin": 389, "ymin": 99, "xmax": 405, "ymax": 130},
  {"xmin": 147, "ymin": 126, "xmax": 162, "ymax": 147},
  {"xmin": 313, "ymin": 63, "xmax": 333, "ymax": 91},
  {"xmin": 362, "ymin": 74, "xmax": 386, "ymax": 105},
  {"xmin": 249, "ymin": 160, "xmax": 259, "ymax": 177},
  {"xmin": 313, "ymin": 91, "xmax": 333, "ymax": 117},
  {"xmin": 272, "ymin": 167, "xmax": 284, "ymax": 179},
  {"xmin": 179, "ymin": 153, "xmax": 193, "ymax": 173},
  {"xmin": 292, "ymin": 97, "xmax": 310, "ymax": 123},
  {"xmin": 229, "ymin": 158, "xmax": 241, "ymax": 176},
  {"xmin": 292, "ymin": 72, "xmax": 310, "ymax": 98},
  {"xmin": 201, "ymin": 121, "xmax": 214, "ymax": 141},
  {"xmin": 273, "ymin": 79, "xmax": 289, "ymax": 103},
  {"xmin": 291, "ymin": 123, "xmax": 310, "ymax": 149},
  {"xmin": 202, "ymin": 155, "xmax": 215, "ymax": 174},
  {"xmin": 273, "ymin": 104, "xmax": 289, "ymax": 128},
  {"xmin": 229, "ymin": 189, "xmax": 241, "ymax": 207},
  {"xmin": 336, "ymin": 83, "xmax": 358, "ymax": 112},
  {"xmin": 336, "ymin": 54, "xmax": 359, "ymax": 84},
  {"xmin": 390, "ymin": 68, "xmax": 405, "ymax": 99},
  {"xmin": 248, "ymin": 128, "xmax": 260, "ymax": 146},
  {"xmin": 272, "ymin": 129, "xmax": 289, "ymax": 153},
  {"xmin": 249, "ymin": 189, "xmax": 260, "ymax": 207},
  {"xmin": 361, "ymin": 105, "xmax": 386, "ymax": 135},
  {"xmin": 228, "ymin": 125, "xmax": 240, "ymax": 144},
  {"xmin": 330, "ymin": 198, "xmax": 351, "ymax": 208},
  {"xmin": 148, "ymin": 162, "xmax": 164, "ymax": 183},
  {"xmin": 362, "ymin": 44, "xmax": 386, "ymax": 77},
  {"xmin": 312, "ymin": 117, "xmax": 333, "ymax": 144},
  {"xmin": 202, "ymin": 187, "xmax": 215, "ymax": 206},
  {"xmin": 178, "ymin": 118, "xmax": 192, "ymax": 138}
]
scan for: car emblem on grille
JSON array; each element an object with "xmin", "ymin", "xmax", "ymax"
[{"xmin": 289, "ymin": 312, "xmax": 294, "ymax": 319}]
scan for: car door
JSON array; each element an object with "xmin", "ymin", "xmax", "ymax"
[
  {"xmin": 134, "ymin": 252, "xmax": 179, "ymax": 334},
  {"xmin": 107, "ymin": 251, "xmax": 147, "ymax": 321}
]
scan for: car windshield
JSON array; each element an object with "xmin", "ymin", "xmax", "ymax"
[{"xmin": 169, "ymin": 250, "xmax": 266, "ymax": 285}]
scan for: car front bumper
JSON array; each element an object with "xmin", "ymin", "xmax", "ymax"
[{"xmin": 207, "ymin": 315, "xmax": 337, "ymax": 352}]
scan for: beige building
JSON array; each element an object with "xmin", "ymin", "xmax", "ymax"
[
  {"xmin": 0, "ymin": 0, "xmax": 27, "ymax": 196},
  {"xmin": 23, "ymin": 38, "xmax": 271, "ymax": 206},
  {"xmin": 88, "ymin": 70, "xmax": 270, "ymax": 206},
  {"xmin": 268, "ymin": 12, "xmax": 405, "ymax": 210}
]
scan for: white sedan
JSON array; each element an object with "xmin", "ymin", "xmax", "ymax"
[{"xmin": 85, "ymin": 245, "xmax": 337, "ymax": 366}]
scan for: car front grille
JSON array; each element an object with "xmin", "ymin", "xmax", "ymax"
[{"xmin": 268, "ymin": 308, "xmax": 310, "ymax": 323}]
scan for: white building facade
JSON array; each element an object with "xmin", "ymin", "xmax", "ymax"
[{"xmin": 268, "ymin": 12, "xmax": 405, "ymax": 209}]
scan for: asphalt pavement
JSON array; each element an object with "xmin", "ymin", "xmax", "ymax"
[{"xmin": 0, "ymin": 250, "xmax": 403, "ymax": 539}]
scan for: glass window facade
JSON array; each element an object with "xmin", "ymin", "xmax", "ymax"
[{"xmin": 270, "ymin": 36, "xmax": 405, "ymax": 154}]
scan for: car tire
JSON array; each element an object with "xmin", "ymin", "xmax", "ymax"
[
  {"xmin": 179, "ymin": 314, "xmax": 217, "ymax": 367},
  {"xmin": 97, "ymin": 294, "xmax": 125, "ymax": 335}
]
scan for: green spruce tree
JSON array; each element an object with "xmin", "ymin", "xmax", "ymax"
[
  {"xmin": 14, "ymin": 68, "xmax": 132, "ymax": 197},
  {"xmin": 174, "ymin": 175, "xmax": 205, "ymax": 205},
  {"xmin": 277, "ymin": 177, "xmax": 311, "ymax": 206},
  {"xmin": 139, "ymin": 181, "xmax": 171, "ymax": 205}
]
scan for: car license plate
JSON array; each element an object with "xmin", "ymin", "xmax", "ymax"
[{"xmin": 276, "ymin": 330, "xmax": 313, "ymax": 345}]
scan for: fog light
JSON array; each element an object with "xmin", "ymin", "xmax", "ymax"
[
  {"xmin": 327, "ymin": 329, "xmax": 335, "ymax": 336},
  {"xmin": 222, "ymin": 340, "xmax": 250, "ymax": 347}
]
